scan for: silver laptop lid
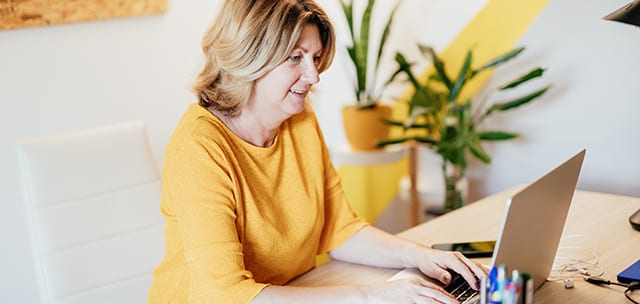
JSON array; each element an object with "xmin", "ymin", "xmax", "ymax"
[{"xmin": 491, "ymin": 149, "xmax": 586, "ymax": 289}]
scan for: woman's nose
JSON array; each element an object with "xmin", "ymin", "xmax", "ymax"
[{"xmin": 302, "ymin": 60, "xmax": 320, "ymax": 84}]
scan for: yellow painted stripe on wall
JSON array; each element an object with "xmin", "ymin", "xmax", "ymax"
[
  {"xmin": 337, "ymin": 0, "xmax": 550, "ymax": 227},
  {"xmin": 437, "ymin": 0, "xmax": 551, "ymax": 103}
]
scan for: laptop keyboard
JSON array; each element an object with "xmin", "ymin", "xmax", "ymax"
[{"xmin": 444, "ymin": 270, "xmax": 480, "ymax": 304}]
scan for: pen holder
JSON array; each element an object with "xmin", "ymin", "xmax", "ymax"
[{"xmin": 481, "ymin": 264, "xmax": 534, "ymax": 304}]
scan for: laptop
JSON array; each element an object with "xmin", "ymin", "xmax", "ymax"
[{"xmin": 389, "ymin": 149, "xmax": 586, "ymax": 303}]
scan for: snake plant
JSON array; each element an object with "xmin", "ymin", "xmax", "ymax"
[{"xmin": 339, "ymin": 0, "xmax": 401, "ymax": 109}]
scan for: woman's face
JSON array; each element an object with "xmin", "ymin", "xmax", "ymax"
[{"xmin": 249, "ymin": 24, "xmax": 322, "ymax": 121}]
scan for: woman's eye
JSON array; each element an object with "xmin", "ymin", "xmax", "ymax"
[{"xmin": 288, "ymin": 55, "xmax": 302, "ymax": 62}]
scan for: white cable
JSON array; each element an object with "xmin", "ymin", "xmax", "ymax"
[{"xmin": 548, "ymin": 234, "xmax": 603, "ymax": 282}]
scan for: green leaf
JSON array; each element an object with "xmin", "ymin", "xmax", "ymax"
[
  {"xmin": 382, "ymin": 119, "xmax": 407, "ymax": 127},
  {"xmin": 444, "ymin": 148, "xmax": 467, "ymax": 172},
  {"xmin": 428, "ymin": 73, "xmax": 442, "ymax": 82},
  {"xmin": 357, "ymin": 102, "xmax": 377, "ymax": 110},
  {"xmin": 356, "ymin": 0, "xmax": 376, "ymax": 99},
  {"xmin": 414, "ymin": 137, "xmax": 438, "ymax": 145},
  {"xmin": 405, "ymin": 106, "xmax": 428, "ymax": 125},
  {"xmin": 377, "ymin": 138, "xmax": 410, "ymax": 147},
  {"xmin": 347, "ymin": 46, "xmax": 359, "ymax": 98},
  {"xmin": 375, "ymin": 2, "xmax": 401, "ymax": 76},
  {"xmin": 403, "ymin": 122, "xmax": 435, "ymax": 129},
  {"xmin": 499, "ymin": 67, "xmax": 546, "ymax": 90},
  {"xmin": 476, "ymin": 131, "xmax": 519, "ymax": 141},
  {"xmin": 468, "ymin": 137, "xmax": 492, "ymax": 164},
  {"xmin": 393, "ymin": 52, "xmax": 419, "ymax": 87},
  {"xmin": 450, "ymin": 49, "xmax": 473, "ymax": 101},
  {"xmin": 377, "ymin": 136, "xmax": 436, "ymax": 147},
  {"xmin": 340, "ymin": 0, "xmax": 359, "ymax": 101},
  {"xmin": 458, "ymin": 99, "xmax": 472, "ymax": 142},
  {"xmin": 386, "ymin": 65, "xmax": 407, "ymax": 87},
  {"xmin": 419, "ymin": 44, "xmax": 453, "ymax": 91},
  {"xmin": 405, "ymin": 104, "xmax": 439, "ymax": 129},
  {"xmin": 339, "ymin": 0, "xmax": 354, "ymax": 41},
  {"xmin": 485, "ymin": 85, "xmax": 551, "ymax": 116},
  {"xmin": 410, "ymin": 87, "xmax": 439, "ymax": 108},
  {"xmin": 383, "ymin": 118, "xmax": 434, "ymax": 130},
  {"xmin": 347, "ymin": 46, "xmax": 357, "ymax": 64},
  {"xmin": 471, "ymin": 47, "xmax": 525, "ymax": 78}
]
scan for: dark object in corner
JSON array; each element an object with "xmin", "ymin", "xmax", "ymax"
[
  {"xmin": 630, "ymin": 208, "xmax": 640, "ymax": 231},
  {"xmin": 604, "ymin": 0, "xmax": 640, "ymax": 27}
]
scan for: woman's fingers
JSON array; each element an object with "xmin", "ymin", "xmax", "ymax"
[
  {"xmin": 447, "ymin": 252, "xmax": 487, "ymax": 289},
  {"xmin": 420, "ymin": 250, "xmax": 486, "ymax": 290},
  {"xmin": 414, "ymin": 277, "xmax": 458, "ymax": 304},
  {"xmin": 371, "ymin": 278, "xmax": 458, "ymax": 304}
]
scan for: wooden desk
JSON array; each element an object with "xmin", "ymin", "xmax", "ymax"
[{"xmin": 289, "ymin": 188, "xmax": 640, "ymax": 303}]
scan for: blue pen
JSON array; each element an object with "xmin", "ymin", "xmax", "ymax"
[{"xmin": 488, "ymin": 265, "xmax": 501, "ymax": 304}]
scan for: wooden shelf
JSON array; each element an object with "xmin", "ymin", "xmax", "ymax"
[{"xmin": 330, "ymin": 143, "xmax": 420, "ymax": 227}]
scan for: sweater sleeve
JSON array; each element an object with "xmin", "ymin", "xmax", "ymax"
[
  {"xmin": 308, "ymin": 112, "xmax": 369, "ymax": 254},
  {"xmin": 164, "ymin": 126, "xmax": 268, "ymax": 304},
  {"xmin": 317, "ymin": 170, "xmax": 369, "ymax": 254}
]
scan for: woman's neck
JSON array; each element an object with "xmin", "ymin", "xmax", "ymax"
[{"xmin": 209, "ymin": 107, "xmax": 280, "ymax": 148}]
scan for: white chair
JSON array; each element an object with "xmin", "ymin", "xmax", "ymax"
[{"xmin": 17, "ymin": 121, "xmax": 164, "ymax": 304}]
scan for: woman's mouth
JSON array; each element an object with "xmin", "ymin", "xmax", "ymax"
[{"xmin": 289, "ymin": 89, "xmax": 307, "ymax": 97}]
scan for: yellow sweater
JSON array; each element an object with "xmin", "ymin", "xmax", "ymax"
[{"xmin": 148, "ymin": 103, "xmax": 367, "ymax": 303}]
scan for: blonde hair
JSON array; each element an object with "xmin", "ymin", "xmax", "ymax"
[{"xmin": 193, "ymin": 0, "xmax": 335, "ymax": 116}]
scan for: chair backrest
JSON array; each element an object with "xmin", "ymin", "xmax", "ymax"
[{"xmin": 17, "ymin": 121, "xmax": 165, "ymax": 304}]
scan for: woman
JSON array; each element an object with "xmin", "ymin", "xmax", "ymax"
[{"xmin": 148, "ymin": 0, "xmax": 486, "ymax": 303}]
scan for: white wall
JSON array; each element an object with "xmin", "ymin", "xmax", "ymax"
[
  {"xmin": 0, "ymin": 1, "xmax": 218, "ymax": 302},
  {"xmin": 465, "ymin": 0, "xmax": 640, "ymax": 201},
  {"xmin": 2, "ymin": 0, "xmax": 638, "ymax": 302}
]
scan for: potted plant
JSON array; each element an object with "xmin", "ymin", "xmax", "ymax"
[
  {"xmin": 381, "ymin": 45, "xmax": 551, "ymax": 212},
  {"xmin": 339, "ymin": 0, "xmax": 401, "ymax": 151}
]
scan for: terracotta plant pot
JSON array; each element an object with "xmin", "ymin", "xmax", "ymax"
[{"xmin": 342, "ymin": 103, "xmax": 392, "ymax": 151}]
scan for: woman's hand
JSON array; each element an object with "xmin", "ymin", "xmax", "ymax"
[
  {"xmin": 329, "ymin": 226, "xmax": 487, "ymax": 301},
  {"xmin": 413, "ymin": 248, "xmax": 488, "ymax": 291},
  {"xmin": 362, "ymin": 277, "xmax": 459, "ymax": 304}
]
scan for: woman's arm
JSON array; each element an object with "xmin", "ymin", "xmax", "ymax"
[
  {"xmin": 251, "ymin": 277, "xmax": 456, "ymax": 304},
  {"xmin": 330, "ymin": 226, "xmax": 423, "ymax": 269},
  {"xmin": 252, "ymin": 285, "xmax": 365, "ymax": 303},
  {"xmin": 330, "ymin": 226, "xmax": 486, "ymax": 290},
  {"xmin": 251, "ymin": 226, "xmax": 487, "ymax": 304}
]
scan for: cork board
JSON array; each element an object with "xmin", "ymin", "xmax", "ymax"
[{"xmin": 0, "ymin": 0, "xmax": 169, "ymax": 30}]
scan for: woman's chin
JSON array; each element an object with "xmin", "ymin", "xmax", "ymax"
[{"xmin": 285, "ymin": 98, "xmax": 306, "ymax": 115}]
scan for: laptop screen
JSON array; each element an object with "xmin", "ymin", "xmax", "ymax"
[{"xmin": 491, "ymin": 149, "xmax": 586, "ymax": 289}]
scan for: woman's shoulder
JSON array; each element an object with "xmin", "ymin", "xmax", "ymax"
[
  {"xmin": 175, "ymin": 103, "xmax": 226, "ymax": 135},
  {"xmin": 167, "ymin": 103, "xmax": 229, "ymax": 153}
]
